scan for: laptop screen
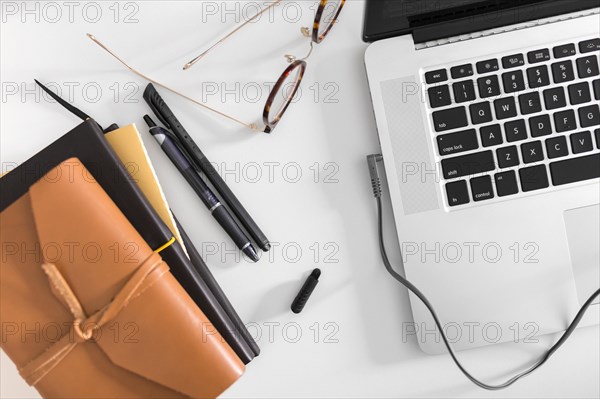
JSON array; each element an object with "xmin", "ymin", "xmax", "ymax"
[{"xmin": 363, "ymin": 0, "xmax": 599, "ymax": 42}]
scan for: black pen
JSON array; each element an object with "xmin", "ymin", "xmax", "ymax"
[
  {"xmin": 144, "ymin": 115, "xmax": 260, "ymax": 263},
  {"xmin": 143, "ymin": 83, "xmax": 271, "ymax": 252}
]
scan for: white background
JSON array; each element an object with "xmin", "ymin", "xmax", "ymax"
[{"xmin": 1, "ymin": 1, "xmax": 599, "ymax": 398}]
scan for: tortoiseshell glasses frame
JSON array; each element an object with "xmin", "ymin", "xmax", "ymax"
[{"xmin": 88, "ymin": 0, "xmax": 345, "ymax": 134}]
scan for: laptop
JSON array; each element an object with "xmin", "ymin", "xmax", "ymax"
[{"xmin": 364, "ymin": 0, "xmax": 600, "ymax": 354}]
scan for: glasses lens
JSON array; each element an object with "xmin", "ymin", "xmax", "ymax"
[
  {"xmin": 317, "ymin": 0, "xmax": 343, "ymax": 40},
  {"xmin": 265, "ymin": 63, "xmax": 304, "ymax": 126}
]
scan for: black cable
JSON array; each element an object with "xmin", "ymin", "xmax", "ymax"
[{"xmin": 368, "ymin": 154, "xmax": 600, "ymax": 390}]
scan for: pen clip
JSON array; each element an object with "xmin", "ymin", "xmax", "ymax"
[
  {"xmin": 163, "ymin": 128, "xmax": 182, "ymax": 146},
  {"xmin": 145, "ymin": 115, "xmax": 181, "ymax": 147},
  {"xmin": 171, "ymin": 134, "xmax": 201, "ymax": 172}
]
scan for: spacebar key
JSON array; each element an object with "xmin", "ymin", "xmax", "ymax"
[
  {"xmin": 442, "ymin": 150, "xmax": 495, "ymax": 179},
  {"xmin": 550, "ymin": 154, "xmax": 600, "ymax": 186}
]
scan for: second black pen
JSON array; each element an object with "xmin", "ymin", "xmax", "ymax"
[
  {"xmin": 144, "ymin": 115, "xmax": 260, "ymax": 263},
  {"xmin": 143, "ymin": 83, "xmax": 271, "ymax": 252}
]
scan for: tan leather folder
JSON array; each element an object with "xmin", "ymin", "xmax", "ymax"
[{"xmin": 0, "ymin": 158, "xmax": 244, "ymax": 398}]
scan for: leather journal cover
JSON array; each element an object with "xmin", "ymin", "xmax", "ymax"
[
  {"xmin": 0, "ymin": 158, "xmax": 244, "ymax": 398},
  {"xmin": 104, "ymin": 123, "xmax": 260, "ymax": 362},
  {"xmin": 0, "ymin": 120, "xmax": 259, "ymax": 363}
]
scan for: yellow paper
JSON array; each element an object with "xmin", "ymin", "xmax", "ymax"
[{"xmin": 105, "ymin": 124, "xmax": 186, "ymax": 254}]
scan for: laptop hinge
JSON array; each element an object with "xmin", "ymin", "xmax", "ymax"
[{"xmin": 415, "ymin": 8, "xmax": 600, "ymax": 50}]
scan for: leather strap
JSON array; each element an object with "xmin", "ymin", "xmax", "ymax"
[{"xmin": 19, "ymin": 252, "xmax": 168, "ymax": 386}]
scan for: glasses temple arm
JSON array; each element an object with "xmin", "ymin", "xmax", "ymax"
[
  {"xmin": 86, "ymin": 34, "xmax": 259, "ymax": 132},
  {"xmin": 183, "ymin": 0, "xmax": 285, "ymax": 71}
]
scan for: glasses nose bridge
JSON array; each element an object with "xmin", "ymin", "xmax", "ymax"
[{"xmin": 284, "ymin": 38, "xmax": 316, "ymax": 64}]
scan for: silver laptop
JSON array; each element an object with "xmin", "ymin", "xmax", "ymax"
[{"xmin": 364, "ymin": 0, "xmax": 600, "ymax": 354}]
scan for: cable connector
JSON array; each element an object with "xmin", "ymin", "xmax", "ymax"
[{"xmin": 367, "ymin": 154, "xmax": 384, "ymax": 198}]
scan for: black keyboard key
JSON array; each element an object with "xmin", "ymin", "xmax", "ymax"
[
  {"xmin": 579, "ymin": 38, "xmax": 600, "ymax": 54},
  {"xmin": 502, "ymin": 70, "xmax": 526, "ymax": 93},
  {"xmin": 594, "ymin": 79, "xmax": 600, "ymax": 100},
  {"xmin": 441, "ymin": 150, "xmax": 495, "ymax": 179},
  {"xmin": 527, "ymin": 49, "xmax": 550, "ymax": 64},
  {"xmin": 596, "ymin": 129, "xmax": 600, "ymax": 149},
  {"xmin": 553, "ymin": 43, "xmax": 576, "ymax": 58},
  {"xmin": 568, "ymin": 82, "xmax": 591, "ymax": 105},
  {"xmin": 497, "ymin": 145, "xmax": 520, "ymax": 168},
  {"xmin": 428, "ymin": 85, "xmax": 452, "ymax": 108},
  {"xmin": 550, "ymin": 154, "xmax": 600, "ymax": 186},
  {"xmin": 446, "ymin": 180, "xmax": 470, "ymax": 207},
  {"xmin": 494, "ymin": 97, "xmax": 517, "ymax": 119},
  {"xmin": 579, "ymin": 104, "xmax": 600, "ymax": 128},
  {"xmin": 453, "ymin": 80, "xmax": 476, "ymax": 103},
  {"xmin": 502, "ymin": 54, "xmax": 525, "ymax": 69},
  {"xmin": 432, "ymin": 106, "xmax": 468, "ymax": 132},
  {"xmin": 527, "ymin": 66, "xmax": 550, "ymax": 88},
  {"xmin": 480, "ymin": 124, "xmax": 503, "ymax": 147},
  {"xmin": 476, "ymin": 59, "xmax": 499, "ymax": 74},
  {"xmin": 544, "ymin": 87, "xmax": 567, "ymax": 110},
  {"xmin": 554, "ymin": 109, "xmax": 577, "ymax": 132},
  {"xmin": 521, "ymin": 140, "xmax": 544, "ymax": 164},
  {"xmin": 546, "ymin": 136, "xmax": 569, "ymax": 159},
  {"xmin": 552, "ymin": 60, "xmax": 575, "ymax": 83},
  {"xmin": 495, "ymin": 171, "xmax": 519, "ymax": 197},
  {"xmin": 470, "ymin": 102, "xmax": 493, "ymax": 125},
  {"xmin": 520, "ymin": 165, "xmax": 549, "ymax": 192},
  {"xmin": 529, "ymin": 114, "xmax": 552, "ymax": 137},
  {"xmin": 519, "ymin": 92, "xmax": 542, "ymax": 115},
  {"xmin": 451, "ymin": 64, "xmax": 474, "ymax": 79},
  {"xmin": 505, "ymin": 119, "xmax": 528, "ymax": 142},
  {"xmin": 577, "ymin": 56, "xmax": 600, "ymax": 79},
  {"xmin": 425, "ymin": 69, "xmax": 448, "ymax": 84},
  {"xmin": 470, "ymin": 175, "xmax": 494, "ymax": 202},
  {"xmin": 477, "ymin": 75, "xmax": 501, "ymax": 98},
  {"xmin": 579, "ymin": 38, "xmax": 600, "ymax": 53},
  {"xmin": 571, "ymin": 131, "xmax": 594, "ymax": 154},
  {"xmin": 437, "ymin": 129, "xmax": 479, "ymax": 156}
]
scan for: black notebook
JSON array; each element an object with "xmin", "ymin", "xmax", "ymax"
[{"xmin": 0, "ymin": 119, "xmax": 259, "ymax": 363}]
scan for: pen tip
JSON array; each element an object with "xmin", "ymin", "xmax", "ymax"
[
  {"xmin": 143, "ymin": 115, "xmax": 156, "ymax": 128},
  {"xmin": 243, "ymin": 245, "xmax": 260, "ymax": 263}
]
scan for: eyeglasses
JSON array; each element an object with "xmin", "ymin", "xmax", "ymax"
[{"xmin": 88, "ymin": 0, "xmax": 345, "ymax": 134}]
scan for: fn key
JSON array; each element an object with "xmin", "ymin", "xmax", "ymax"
[{"xmin": 446, "ymin": 180, "xmax": 470, "ymax": 207}]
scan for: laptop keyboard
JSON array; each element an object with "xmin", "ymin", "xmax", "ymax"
[{"xmin": 423, "ymin": 37, "xmax": 600, "ymax": 209}]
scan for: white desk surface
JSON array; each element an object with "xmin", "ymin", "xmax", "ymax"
[{"xmin": 1, "ymin": 1, "xmax": 599, "ymax": 398}]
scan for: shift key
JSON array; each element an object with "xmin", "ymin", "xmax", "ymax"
[
  {"xmin": 433, "ymin": 106, "xmax": 468, "ymax": 132},
  {"xmin": 442, "ymin": 150, "xmax": 496, "ymax": 179}
]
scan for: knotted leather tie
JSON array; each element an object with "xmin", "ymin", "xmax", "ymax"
[{"xmin": 19, "ymin": 252, "xmax": 168, "ymax": 386}]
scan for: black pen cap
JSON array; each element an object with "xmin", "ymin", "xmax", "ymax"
[{"xmin": 291, "ymin": 269, "xmax": 321, "ymax": 314}]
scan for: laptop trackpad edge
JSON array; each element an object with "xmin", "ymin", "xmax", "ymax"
[{"xmin": 564, "ymin": 204, "xmax": 600, "ymax": 306}]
